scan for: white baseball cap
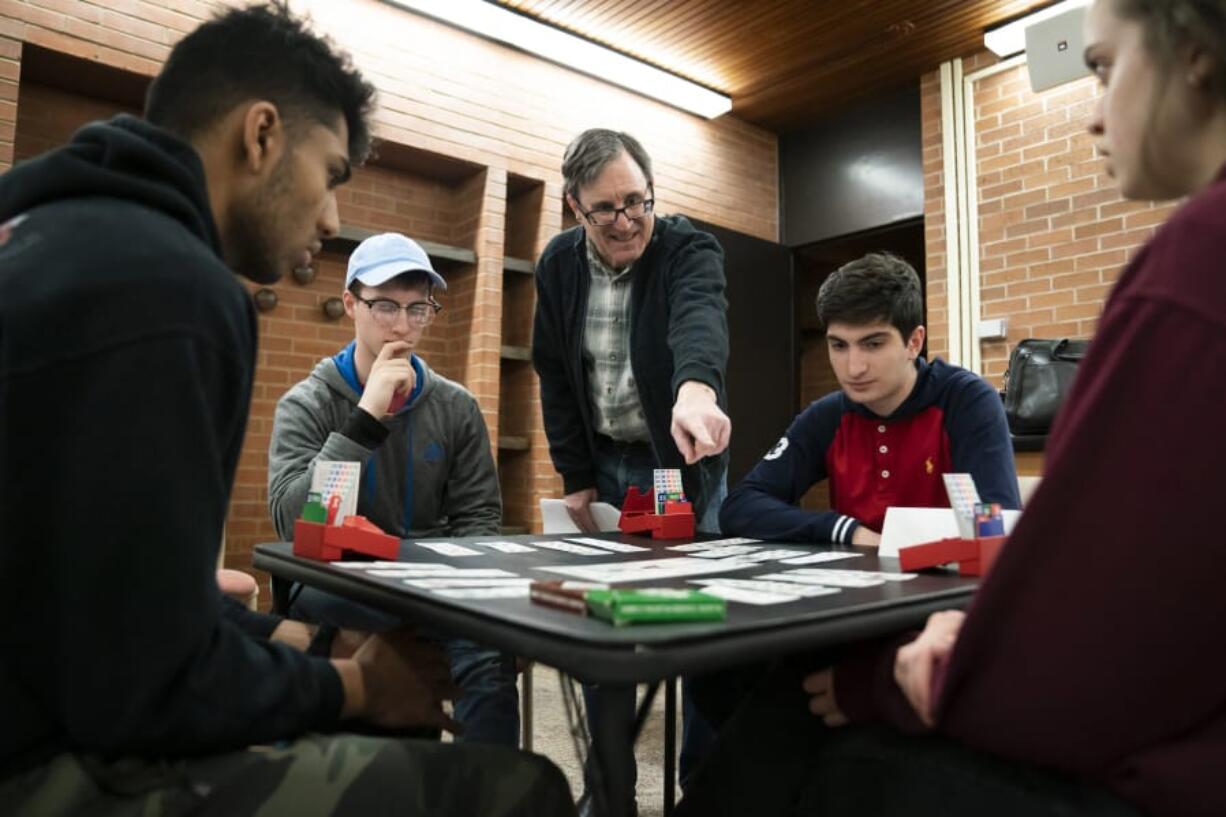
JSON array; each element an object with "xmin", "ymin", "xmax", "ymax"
[{"xmin": 345, "ymin": 232, "xmax": 447, "ymax": 290}]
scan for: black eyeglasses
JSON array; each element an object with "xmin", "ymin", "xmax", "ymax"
[
  {"xmin": 576, "ymin": 196, "xmax": 655, "ymax": 227},
  {"xmin": 357, "ymin": 296, "xmax": 441, "ymax": 326}
]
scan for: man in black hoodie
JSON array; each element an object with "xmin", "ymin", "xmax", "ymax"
[{"xmin": 0, "ymin": 4, "xmax": 572, "ymax": 816}]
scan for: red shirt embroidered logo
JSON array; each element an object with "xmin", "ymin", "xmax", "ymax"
[{"xmin": 0, "ymin": 214, "xmax": 28, "ymax": 248}]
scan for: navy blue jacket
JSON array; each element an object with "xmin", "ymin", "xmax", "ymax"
[
  {"xmin": 532, "ymin": 215, "xmax": 729, "ymax": 519},
  {"xmin": 721, "ymin": 358, "xmax": 1020, "ymax": 543}
]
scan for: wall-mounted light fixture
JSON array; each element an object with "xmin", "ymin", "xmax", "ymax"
[
  {"xmin": 984, "ymin": 0, "xmax": 1090, "ymax": 58},
  {"xmin": 384, "ymin": 0, "xmax": 732, "ymax": 119}
]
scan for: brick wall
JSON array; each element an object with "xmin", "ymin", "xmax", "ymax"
[
  {"xmin": 13, "ymin": 82, "xmax": 132, "ymax": 159},
  {"xmin": 0, "ymin": 35, "xmax": 18, "ymax": 170},
  {"xmin": 3, "ymin": 0, "xmax": 777, "ymax": 590},
  {"xmin": 921, "ymin": 51, "xmax": 1175, "ymax": 386}
]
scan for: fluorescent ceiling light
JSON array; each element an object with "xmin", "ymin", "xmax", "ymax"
[
  {"xmin": 984, "ymin": 0, "xmax": 1091, "ymax": 57},
  {"xmin": 385, "ymin": 0, "xmax": 733, "ymax": 119}
]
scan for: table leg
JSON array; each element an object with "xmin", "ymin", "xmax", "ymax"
[{"xmin": 664, "ymin": 677, "xmax": 677, "ymax": 815}]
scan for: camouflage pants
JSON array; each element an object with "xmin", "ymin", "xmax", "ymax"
[{"xmin": 1, "ymin": 733, "xmax": 576, "ymax": 817}]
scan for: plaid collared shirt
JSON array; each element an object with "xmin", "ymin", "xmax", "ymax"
[{"xmin": 583, "ymin": 240, "xmax": 651, "ymax": 443}]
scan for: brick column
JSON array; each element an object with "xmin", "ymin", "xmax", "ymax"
[{"xmin": 0, "ymin": 36, "xmax": 19, "ymax": 172}]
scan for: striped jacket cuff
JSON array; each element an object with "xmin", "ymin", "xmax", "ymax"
[{"xmin": 832, "ymin": 514, "xmax": 859, "ymax": 545}]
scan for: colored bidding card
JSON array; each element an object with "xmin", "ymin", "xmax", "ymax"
[
  {"xmin": 942, "ymin": 473, "xmax": 981, "ymax": 539},
  {"xmin": 974, "ymin": 502, "xmax": 1006, "ymax": 536},
  {"xmin": 310, "ymin": 461, "xmax": 361, "ymax": 525},
  {"xmin": 653, "ymin": 468, "xmax": 686, "ymax": 514}
]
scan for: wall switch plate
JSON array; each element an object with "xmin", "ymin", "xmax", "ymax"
[{"xmin": 977, "ymin": 318, "xmax": 1008, "ymax": 340}]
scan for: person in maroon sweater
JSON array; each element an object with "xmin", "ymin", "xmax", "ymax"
[{"xmin": 675, "ymin": 2, "xmax": 1226, "ymax": 816}]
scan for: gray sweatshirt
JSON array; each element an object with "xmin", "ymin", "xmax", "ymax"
[{"xmin": 268, "ymin": 347, "xmax": 501, "ymax": 541}]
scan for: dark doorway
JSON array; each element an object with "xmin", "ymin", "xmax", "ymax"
[{"xmin": 684, "ymin": 218, "xmax": 795, "ymax": 486}]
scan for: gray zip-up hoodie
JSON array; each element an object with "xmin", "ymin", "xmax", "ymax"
[{"xmin": 269, "ymin": 344, "xmax": 501, "ymax": 541}]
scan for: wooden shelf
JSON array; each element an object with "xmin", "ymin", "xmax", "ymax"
[
  {"xmin": 501, "ymin": 525, "xmax": 528, "ymax": 536},
  {"xmin": 498, "ymin": 435, "xmax": 530, "ymax": 451},
  {"xmin": 503, "ymin": 256, "xmax": 535, "ymax": 274},
  {"xmin": 500, "ymin": 345, "xmax": 531, "ymax": 362},
  {"xmin": 322, "ymin": 225, "xmax": 476, "ymax": 267}
]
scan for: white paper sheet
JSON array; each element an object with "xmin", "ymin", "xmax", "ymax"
[
  {"xmin": 434, "ymin": 586, "xmax": 530, "ymax": 599},
  {"xmin": 696, "ymin": 584, "xmax": 800, "ymax": 605},
  {"xmin": 367, "ymin": 568, "xmax": 517, "ymax": 579},
  {"xmin": 334, "ymin": 561, "xmax": 450, "ymax": 569},
  {"xmin": 539, "ymin": 499, "xmax": 623, "ymax": 534},
  {"xmin": 779, "ymin": 551, "xmax": 864, "ymax": 566},
  {"xmin": 404, "ymin": 578, "xmax": 532, "ymax": 589},
  {"xmin": 692, "ymin": 545, "xmax": 763, "ymax": 559},
  {"xmin": 734, "ymin": 548, "xmax": 817, "ymax": 563},
  {"xmin": 755, "ymin": 571, "xmax": 885, "ymax": 588},
  {"xmin": 530, "ymin": 540, "xmax": 608, "ymax": 556},
  {"xmin": 669, "ymin": 537, "xmax": 762, "ymax": 552},
  {"xmin": 413, "ymin": 541, "xmax": 482, "ymax": 557},
  {"xmin": 538, "ymin": 556, "xmax": 757, "ymax": 584},
  {"xmin": 692, "ymin": 577, "xmax": 841, "ymax": 600},
  {"xmin": 564, "ymin": 537, "xmax": 649, "ymax": 553},
  {"xmin": 472, "ymin": 541, "xmax": 537, "ymax": 554}
]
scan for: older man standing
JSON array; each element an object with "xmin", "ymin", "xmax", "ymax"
[{"xmin": 533, "ymin": 128, "xmax": 731, "ymax": 815}]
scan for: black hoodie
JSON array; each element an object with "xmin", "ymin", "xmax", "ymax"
[{"xmin": 0, "ymin": 115, "xmax": 341, "ymax": 779}]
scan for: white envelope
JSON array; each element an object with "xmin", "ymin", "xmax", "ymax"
[{"xmin": 879, "ymin": 506, "xmax": 1022, "ymax": 558}]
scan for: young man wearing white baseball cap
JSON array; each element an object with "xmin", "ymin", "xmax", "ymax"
[{"xmin": 268, "ymin": 231, "xmax": 520, "ymax": 746}]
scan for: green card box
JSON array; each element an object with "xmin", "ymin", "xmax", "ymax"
[{"xmin": 586, "ymin": 588, "xmax": 727, "ymax": 627}]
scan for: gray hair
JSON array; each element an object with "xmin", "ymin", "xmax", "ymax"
[{"xmin": 562, "ymin": 129, "xmax": 654, "ymax": 202}]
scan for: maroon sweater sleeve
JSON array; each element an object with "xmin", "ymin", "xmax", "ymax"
[
  {"xmin": 838, "ymin": 180, "xmax": 1226, "ymax": 817},
  {"xmin": 935, "ymin": 200, "xmax": 1226, "ymax": 817}
]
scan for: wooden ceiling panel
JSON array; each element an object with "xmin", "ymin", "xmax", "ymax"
[{"xmin": 494, "ymin": 0, "xmax": 1053, "ymax": 131}]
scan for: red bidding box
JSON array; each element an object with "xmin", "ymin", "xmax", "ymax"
[
  {"xmin": 618, "ymin": 486, "xmax": 695, "ymax": 539},
  {"xmin": 293, "ymin": 515, "xmax": 399, "ymax": 562},
  {"xmin": 897, "ymin": 535, "xmax": 1008, "ymax": 577}
]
